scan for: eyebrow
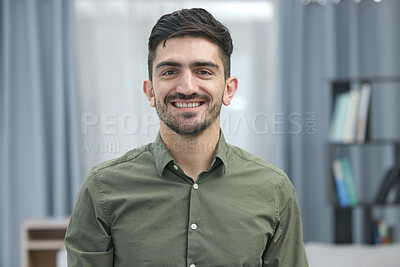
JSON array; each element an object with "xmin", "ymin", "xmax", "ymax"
[
  {"xmin": 155, "ymin": 61, "xmax": 183, "ymax": 70},
  {"xmin": 155, "ymin": 60, "xmax": 220, "ymax": 71},
  {"xmin": 190, "ymin": 61, "xmax": 219, "ymax": 70}
]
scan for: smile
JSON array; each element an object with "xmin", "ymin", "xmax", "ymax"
[{"xmin": 172, "ymin": 102, "xmax": 204, "ymax": 108}]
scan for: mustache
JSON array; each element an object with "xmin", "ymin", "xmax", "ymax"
[{"xmin": 165, "ymin": 93, "xmax": 211, "ymax": 103}]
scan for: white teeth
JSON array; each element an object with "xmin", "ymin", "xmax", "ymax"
[{"xmin": 175, "ymin": 102, "xmax": 200, "ymax": 108}]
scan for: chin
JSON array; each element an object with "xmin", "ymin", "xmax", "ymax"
[{"xmin": 167, "ymin": 121, "xmax": 212, "ymax": 137}]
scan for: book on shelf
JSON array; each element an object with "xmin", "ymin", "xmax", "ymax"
[
  {"xmin": 373, "ymin": 219, "xmax": 395, "ymax": 245},
  {"xmin": 332, "ymin": 158, "xmax": 350, "ymax": 207},
  {"xmin": 396, "ymin": 176, "xmax": 400, "ymax": 203},
  {"xmin": 341, "ymin": 157, "xmax": 357, "ymax": 206},
  {"xmin": 355, "ymin": 83, "xmax": 371, "ymax": 143},
  {"xmin": 332, "ymin": 157, "xmax": 357, "ymax": 207},
  {"xmin": 343, "ymin": 88, "xmax": 360, "ymax": 143},
  {"xmin": 375, "ymin": 165, "xmax": 400, "ymax": 203},
  {"xmin": 329, "ymin": 83, "xmax": 371, "ymax": 144},
  {"xmin": 329, "ymin": 92, "xmax": 350, "ymax": 143}
]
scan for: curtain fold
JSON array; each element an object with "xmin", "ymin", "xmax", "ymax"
[
  {"xmin": 1, "ymin": 1, "xmax": 12, "ymax": 265},
  {"xmin": 0, "ymin": 0, "xmax": 83, "ymax": 266}
]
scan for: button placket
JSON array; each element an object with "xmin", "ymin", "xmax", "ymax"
[{"xmin": 187, "ymin": 177, "xmax": 201, "ymax": 266}]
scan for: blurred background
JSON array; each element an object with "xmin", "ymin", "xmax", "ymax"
[{"xmin": 2, "ymin": 0, "xmax": 400, "ymax": 266}]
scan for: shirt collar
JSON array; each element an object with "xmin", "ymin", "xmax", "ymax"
[
  {"xmin": 213, "ymin": 131, "xmax": 229, "ymax": 174},
  {"xmin": 153, "ymin": 130, "xmax": 229, "ymax": 177},
  {"xmin": 153, "ymin": 133, "xmax": 175, "ymax": 177}
]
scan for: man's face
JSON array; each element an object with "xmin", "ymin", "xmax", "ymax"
[{"xmin": 145, "ymin": 36, "xmax": 229, "ymax": 136}]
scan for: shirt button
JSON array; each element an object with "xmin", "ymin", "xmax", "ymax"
[
  {"xmin": 193, "ymin": 183, "xmax": 199, "ymax": 190},
  {"xmin": 190, "ymin": 264, "xmax": 196, "ymax": 267},
  {"xmin": 191, "ymin": 223, "xmax": 197, "ymax": 230},
  {"xmin": 173, "ymin": 164, "xmax": 178, "ymax": 170}
]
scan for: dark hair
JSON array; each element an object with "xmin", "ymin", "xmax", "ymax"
[{"xmin": 147, "ymin": 8, "xmax": 233, "ymax": 80}]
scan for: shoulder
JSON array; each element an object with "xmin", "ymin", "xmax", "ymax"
[
  {"xmin": 224, "ymin": 144, "xmax": 296, "ymax": 221},
  {"xmin": 91, "ymin": 142, "xmax": 154, "ymax": 173},
  {"xmin": 225, "ymin": 144, "xmax": 295, "ymax": 197},
  {"xmin": 79, "ymin": 142, "xmax": 157, "ymax": 206},
  {"xmin": 226, "ymin": 144, "xmax": 287, "ymax": 178},
  {"xmin": 81, "ymin": 142, "xmax": 156, "ymax": 188}
]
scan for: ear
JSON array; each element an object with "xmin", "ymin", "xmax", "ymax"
[
  {"xmin": 222, "ymin": 76, "xmax": 238, "ymax": 106},
  {"xmin": 143, "ymin": 79, "xmax": 156, "ymax": 107}
]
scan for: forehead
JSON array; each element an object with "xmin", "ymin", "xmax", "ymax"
[{"xmin": 153, "ymin": 36, "xmax": 223, "ymax": 66}]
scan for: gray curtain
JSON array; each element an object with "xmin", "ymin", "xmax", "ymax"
[
  {"xmin": 277, "ymin": 0, "xmax": 400, "ymax": 243},
  {"xmin": 0, "ymin": 0, "xmax": 83, "ymax": 266}
]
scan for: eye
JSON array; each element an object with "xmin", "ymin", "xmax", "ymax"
[
  {"xmin": 162, "ymin": 70, "xmax": 176, "ymax": 76},
  {"xmin": 197, "ymin": 70, "xmax": 212, "ymax": 76}
]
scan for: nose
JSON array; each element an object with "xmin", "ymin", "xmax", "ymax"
[{"xmin": 176, "ymin": 70, "xmax": 198, "ymax": 95}]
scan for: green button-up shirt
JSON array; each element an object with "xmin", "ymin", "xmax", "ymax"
[{"xmin": 65, "ymin": 132, "xmax": 308, "ymax": 267}]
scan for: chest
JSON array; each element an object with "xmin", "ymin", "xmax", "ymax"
[{"xmin": 108, "ymin": 179, "xmax": 276, "ymax": 266}]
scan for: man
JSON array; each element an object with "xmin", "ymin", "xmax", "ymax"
[{"xmin": 65, "ymin": 8, "xmax": 309, "ymax": 267}]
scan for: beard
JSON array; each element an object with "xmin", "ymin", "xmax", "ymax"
[{"xmin": 155, "ymin": 92, "xmax": 223, "ymax": 136}]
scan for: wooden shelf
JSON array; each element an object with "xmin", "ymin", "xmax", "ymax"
[
  {"xmin": 22, "ymin": 218, "xmax": 69, "ymax": 267},
  {"xmin": 26, "ymin": 240, "xmax": 66, "ymax": 251}
]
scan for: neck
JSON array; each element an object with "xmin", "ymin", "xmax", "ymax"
[{"xmin": 160, "ymin": 121, "xmax": 220, "ymax": 181}]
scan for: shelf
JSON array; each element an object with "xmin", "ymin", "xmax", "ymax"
[
  {"xmin": 23, "ymin": 218, "xmax": 70, "ymax": 230},
  {"xmin": 328, "ymin": 77, "xmax": 400, "ymax": 244},
  {"xmin": 25, "ymin": 240, "xmax": 66, "ymax": 251},
  {"xmin": 330, "ymin": 76, "xmax": 400, "ymax": 84},
  {"xmin": 22, "ymin": 218, "xmax": 69, "ymax": 267},
  {"xmin": 334, "ymin": 202, "xmax": 400, "ymax": 209},
  {"xmin": 329, "ymin": 140, "xmax": 400, "ymax": 146}
]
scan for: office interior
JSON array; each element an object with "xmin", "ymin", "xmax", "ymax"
[{"xmin": 1, "ymin": 0, "xmax": 400, "ymax": 266}]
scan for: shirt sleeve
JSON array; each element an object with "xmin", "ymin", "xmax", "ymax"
[
  {"xmin": 262, "ymin": 175, "xmax": 309, "ymax": 267},
  {"xmin": 65, "ymin": 171, "xmax": 114, "ymax": 267}
]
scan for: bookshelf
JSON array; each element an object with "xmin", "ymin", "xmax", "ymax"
[
  {"xmin": 22, "ymin": 218, "xmax": 69, "ymax": 267},
  {"xmin": 328, "ymin": 76, "xmax": 400, "ymax": 244}
]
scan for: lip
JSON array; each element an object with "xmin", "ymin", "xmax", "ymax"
[{"xmin": 169, "ymin": 100, "xmax": 206, "ymax": 111}]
